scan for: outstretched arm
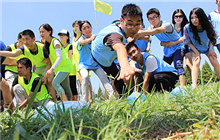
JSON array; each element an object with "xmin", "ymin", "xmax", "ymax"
[
  {"xmin": 0, "ymin": 49, "xmax": 22, "ymax": 57},
  {"xmin": 113, "ymin": 43, "xmax": 142, "ymax": 80},
  {"xmin": 133, "ymin": 27, "xmax": 166, "ymax": 42},
  {"xmin": 79, "ymin": 35, "xmax": 95, "ymax": 45}
]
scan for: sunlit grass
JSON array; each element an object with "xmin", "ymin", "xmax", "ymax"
[{"xmin": 0, "ymin": 82, "xmax": 220, "ymax": 139}]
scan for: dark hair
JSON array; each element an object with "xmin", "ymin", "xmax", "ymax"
[
  {"xmin": 189, "ymin": 7, "xmax": 216, "ymax": 45},
  {"xmin": 146, "ymin": 8, "xmax": 160, "ymax": 18},
  {"xmin": 17, "ymin": 32, "xmax": 23, "ymax": 39},
  {"xmin": 72, "ymin": 20, "xmax": 82, "ymax": 38},
  {"xmin": 126, "ymin": 41, "xmax": 138, "ymax": 52},
  {"xmin": 17, "ymin": 57, "xmax": 32, "ymax": 72},
  {"xmin": 67, "ymin": 34, "xmax": 70, "ymax": 44},
  {"xmin": 22, "ymin": 29, "xmax": 35, "ymax": 38},
  {"xmin": 39, "ymin": 23, "xmax": 53, "ymax": 36},
  {"xmin": 39, "ymin": 23, "xmax": 54, "ymax": 56},
  {"xmin": 79, "ymin": 21, "xmax": 92, "ymax": 32},
  {"xmin": 121, "ymin": 3, "xmax": 143, "ymax": 21},
  {"xmin": 172, "ymin": 9, "xmax": 188, "ymax": 36}
]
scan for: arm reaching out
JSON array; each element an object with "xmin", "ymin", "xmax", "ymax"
[{"xmin": 113, "ymin": 43, "xmax": 142, "ymax": 80}]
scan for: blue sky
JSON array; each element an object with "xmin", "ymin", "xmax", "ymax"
[{"xmin": 0, "ymin": 0, "xmax": 219, "ymax": 93}]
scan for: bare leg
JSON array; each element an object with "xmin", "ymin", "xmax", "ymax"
[
  {"xmin": 1, "ymin": 78, "xmax": 15, "ymax": 110},
  {"xmin": 179, "ymin": 75, "xmax": 186, "ymax": 86},
  {"xmin": 185, "ymin": 52, "xmax": 193, "ymax": 76},
  {"xmin": 61, "ymin": 93, "xmax": 68, "ymax": 101},
  {"xmin": 46, "ymin": 77, "xmax": 57, "ymax": 101},
  {"xmin": 206, "ymin": 53, "xmax": 220, "ymax": 78},
  {"xmin": 191, "ymin": 52, "xmax": 201, "ymax": 88}
]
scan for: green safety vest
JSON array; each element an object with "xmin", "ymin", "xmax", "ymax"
[
  {"xmin": 63, "ymin": 43, "xmax": 76, "ymax": 76},
  {"xmin": 18, "ymin": 73, "xmax": 51, "ymax": 102},
  {"xmin": 5, "ymin": 43, "xmax": 25, "ymax": 73},
  {"xmin": 49, "ymin": 38, "xmax": 72, "ymax": 73},
  {"xmin": 24, "ymin": 42, "xmax": 47, "ymax": 68},
  {"xmin": 72, "ymin": 38, "xmax": 81, "ymax": 72}
]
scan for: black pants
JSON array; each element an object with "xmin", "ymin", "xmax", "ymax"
[
  {"xmin": 69, "ymin": 75, "xmax": 78, "ymax": 96},
  {"xmin": 149, "ymin": 72, "xmax": 178, "ymax": 92},
  {"xmin": 92, "ymin": 57, "xmax": 127, "ymax": 97}
]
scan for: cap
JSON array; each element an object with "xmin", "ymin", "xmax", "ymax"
[{"xmin": 58, "ymin": 29, "xmax": 70, "ymax": 36}]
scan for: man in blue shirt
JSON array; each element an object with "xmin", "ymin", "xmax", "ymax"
[
  {"xmin": 91, "ymin": 4, "xmax": 142, "ymax": 97},
  {"xmin": 134, "ymin": 8, "xmax": 186, "ymax": 86},
  {"xmin": 126, "ymin": 42, "xmax": 178, "ymax": 94}
]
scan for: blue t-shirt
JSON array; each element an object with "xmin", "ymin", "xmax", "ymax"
[
  {"xmin": 78, "ymin": 35, "xmax": 100, "ymax": 70},
  {"xmin": 183, "ymin": 24, "xmax": 213, "ymax": 54},
  {"xmin": 208, "ymin": 11, "xmax": 220, "ymax": 45},
  {"xmin": 0, "ymin": 40, "xmax": 6, "ymax": 70},
  {"xmin": 148, "ymin": 21, "xmax": 184, "ymax": 57}
]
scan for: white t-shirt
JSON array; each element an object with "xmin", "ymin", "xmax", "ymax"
[
  {"xmin": 144, "ymin": 55, "xmax": 158, "ymax": 73},
  {"xmin": 53, "ymin": 39, "xmax": 60, "ymax": 48}
]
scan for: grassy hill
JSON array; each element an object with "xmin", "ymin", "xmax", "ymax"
[{"xmin": 1, "ymin": 82, "xmax": 220, "ymax": 139}]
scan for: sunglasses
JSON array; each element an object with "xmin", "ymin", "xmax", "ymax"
[{"xmin": 174, "ymin": 15, "xmax": 183, "ymax": 18}]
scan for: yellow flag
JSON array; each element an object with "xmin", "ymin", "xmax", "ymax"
[{"xmin": 95, "ymin": 0, "xmax": 112, "ymax": 15}]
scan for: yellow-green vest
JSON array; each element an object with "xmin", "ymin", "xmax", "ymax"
[
  {"xmin": 72, "ymin": 38, "xmax": 81, "ymax": 72},
  {"xmin": 5, "ymin": 43, "xmax": 25, "ymax": 73},
  {"xmin": 49, "ymin": 38, "xmax": 72, "ymax": 73},
  {"xmin": 18, "ymin": 73, "xmax": 51, "ymax": 102},
  {"xmin": 24, "ymin": 42, "xmax": 47, "ymax": 68},
  {"xmin": 64, "ymin": 43, "xmax": 76, "ymax": 76}
]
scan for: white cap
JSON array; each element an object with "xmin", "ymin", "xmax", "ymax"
[{"xmin": 58, "ymin": 29, "xmax": 69, "ymax": 36}]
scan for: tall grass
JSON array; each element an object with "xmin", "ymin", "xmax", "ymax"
[{"xmin": 1, "ymin": 82, "xmax": 220, "ymax": 139}]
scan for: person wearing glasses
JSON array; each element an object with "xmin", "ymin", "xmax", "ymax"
[
  {"xmin": 171, "ymin": 9, "xmax": 192, "ymax": 77},
  {"xmin": 91, "ymin": 4, "xmax": 142, "ymax": 98},
  {"xmin": 126, "ymin": 42, "xmax": 178, "ymax": 94},
  {"xmin": 134, "ymin": 8, "xmax": 186, "ymax": 86}
]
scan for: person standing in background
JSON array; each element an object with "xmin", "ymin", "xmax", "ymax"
[
  {"xmin": 58, "ymin": 29, "xmax": 78, "ymax": 101},
  {"xmin": 39, "ymin": 23, "xmax": 72, "ymax": 101},
  {"xmin": 208, "ymin": 0, "xmax": 220, "ymax": 53},
  {"xmin": 183, "ymin": 8, "xmax": 220, "ymax": 89},
  {"xmin": 72, "ymin": 20, "xmax": 93, "ymax": 101}
]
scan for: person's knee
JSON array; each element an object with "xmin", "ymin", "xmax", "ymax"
[
  {"xmin": 193, "ymin": 57, "xmax": 201, "ymax": 66},
  {"xmin": 13, "ymin": 84, "xmax": 22, "ymax": 93},
  {"xmin": 52, "ymin": 80, "xmax": 59, "ymax": 88},
  {"xmin": 211, "ymin": 60, "xmax": 219, "ymax": 68}
]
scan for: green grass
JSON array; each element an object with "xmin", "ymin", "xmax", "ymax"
[{"xmin": 1, "ymin": 82, "xmax": 220, "ymax": 139}]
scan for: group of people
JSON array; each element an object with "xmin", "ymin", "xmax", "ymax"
[{"xmin": 0, "ymin": 1, "xmax": 220, "ymax": 111}]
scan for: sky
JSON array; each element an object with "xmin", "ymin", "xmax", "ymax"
[{"xmin": 0, "ymin": 0, "xmax": 219, "ymax": 93}]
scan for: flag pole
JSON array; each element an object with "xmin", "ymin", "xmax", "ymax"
[{"xmin": 94, "ymin": 0, "xmax": 99, "ymax": 33}]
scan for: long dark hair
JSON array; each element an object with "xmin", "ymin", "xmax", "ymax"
[
  {"xmin": 79, "ymin": 20, "xmax": 92, "ymax": 32},
  {"xmin": 39, "ymin": 23, "xmax": 53, "ymax": 56},
  {"xmin": 72, "ymin": 20, "xmax": 82, "ymax": 38},
  {"xmin": 189, "ymin": 8, "xmax": 216, "ymax": 45},
  {"xmin": 172, "ymin": 9, "xmax": 188, "ymax": 36}
]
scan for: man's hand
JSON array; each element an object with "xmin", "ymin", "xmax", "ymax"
[{"xmin": 117, "ymin": 65, "xmax": 142, "ymax": 80}]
